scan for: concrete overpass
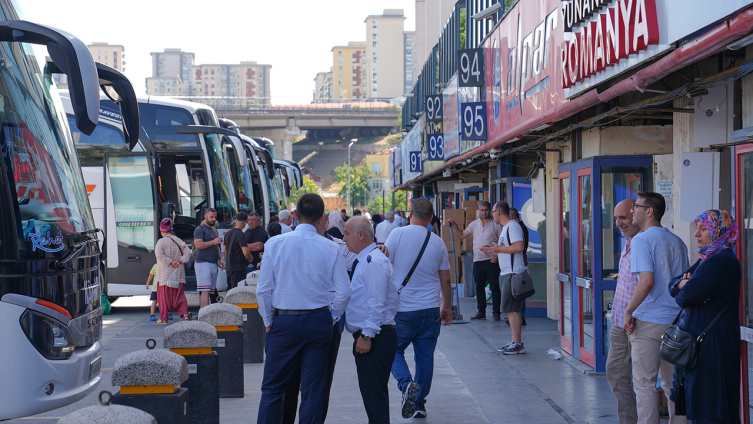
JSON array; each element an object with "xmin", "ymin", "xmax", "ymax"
[{"xmin": 214, "ymin": 106, "xmax": 400, "ymax": 160}]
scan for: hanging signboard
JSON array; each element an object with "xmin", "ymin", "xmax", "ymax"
[
  {"xmin": 442, "ymin": 75, "xmax": 461, "ymax": 160},
  {"xmin": 459, "ymin": 48, "xmax": 485, "ymax": 87},
  {"xmin": 427, "ymin": 133, "xmax": 445, "ymax": 160},
  {"xmin": 425, "ymin": 95, "xmax": 443, "ymax": 122},
  {"xmin": 461, "ymin": 102, "xmax": 487, "ymax": 141},
  {"xmin": 409, "ymin": 151, "xmax": 423, "ymax": 172}
]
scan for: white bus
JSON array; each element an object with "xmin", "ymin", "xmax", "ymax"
[{"xmin": 0, "ymin": 3, "xmax": 140, "ymax": 419}]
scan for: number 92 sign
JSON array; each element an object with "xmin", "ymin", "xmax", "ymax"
[{"xmin": 461, "ymin": 102, "xmax": 487, "ymax": 141}]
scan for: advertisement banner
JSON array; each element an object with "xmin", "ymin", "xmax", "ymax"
[{"xmin": 442, "ymin": 75, "xmax": 460, "ymax": 160}]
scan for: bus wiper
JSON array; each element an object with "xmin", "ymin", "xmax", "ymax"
[
  {"xmin": 79, "ymin": 228, "xmax": 106, "ymax": 260},
  {"xmin": 54, "ymin": 238, "xmax": 98, "ymax": 271}
]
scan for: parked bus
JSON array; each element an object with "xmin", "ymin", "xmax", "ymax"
[
  {"xmin": 0, "ymin": 6, "xmax": 140, "ymax": 419},
  {"xmin": 63, "ymin": 94, "xmax": 246, "ymax": 297}
]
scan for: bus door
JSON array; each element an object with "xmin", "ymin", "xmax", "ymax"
[{"xmin": 104, "ymin": 152, "xmax": 158, "ymax": 293}]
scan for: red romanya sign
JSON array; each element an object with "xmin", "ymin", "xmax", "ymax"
[{"xmin": 560, "ymin": 0, "xmax": 660, "ymax": 88}]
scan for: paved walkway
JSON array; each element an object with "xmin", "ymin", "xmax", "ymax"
[{"xmin": 12, "ymin": 296, "xmax": 623, "ymax": 423}]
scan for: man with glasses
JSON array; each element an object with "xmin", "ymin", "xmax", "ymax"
[
  {"xmin": 446, "ymin": 201, "xmax": 503, "ymax": 320},
  {"xmin": 624, "ymin": 192, "xmax": 688, "ymax": 424}
]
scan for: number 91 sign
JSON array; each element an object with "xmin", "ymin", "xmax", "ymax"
[
  {"xmin": 461, "ymin": 102, "xmax": 487, "ymax": 141},
  {"xmin": 409, "ymin": 151, "xmax": 423, "ymax": 173},
  {"xmin": 427, "ymin": 134, "xmax": 444, "ymax": 161}
]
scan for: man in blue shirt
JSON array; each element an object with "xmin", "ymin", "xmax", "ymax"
[{"xmin": 624, "ymin": 192, "xmax": 688, "ymax": 424}]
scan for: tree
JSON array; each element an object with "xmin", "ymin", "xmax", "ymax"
[
  {"xmin": 287, "ymin": 176, "xmax": 319, "ymax": 207},
  {"xmin": 367, "ymin": 189, "xmax": 408, "ymax": 215},
  {"xmin": 334, "ymin": 162, "xmax": 371, "ymax": 208}
]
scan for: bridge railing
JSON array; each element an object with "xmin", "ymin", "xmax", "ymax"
[{"xmin": 169, "ymin": 96, "xmax": 401, "ymax": 116}]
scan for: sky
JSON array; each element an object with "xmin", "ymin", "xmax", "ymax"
[{"xmin": 25, "ymin": 0, "xmax": 416, "ymax": 105}]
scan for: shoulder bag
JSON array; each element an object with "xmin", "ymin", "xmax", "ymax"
[
  {"xmin": 660, "ymin": 303, "xmax": 730, "ymax": 369},
  {"xmin": 398, "ymin": 230, "xmax": 432, "ymax": 295},
  {"xmin": 165, "ymin": 236, "xmax": 185, "ymax": 289},
  {"xmin": 507, "ymin": 226, "xmax": 535, "ymax": 300}
]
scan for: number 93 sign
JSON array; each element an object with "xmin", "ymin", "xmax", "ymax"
[
  {"xmin": 461, "ymin": 102, "xmax": 487, "ymax": 141},
  {"xmin": 427, "ymin": 134, "xmax": 444, "ymax": 161}
]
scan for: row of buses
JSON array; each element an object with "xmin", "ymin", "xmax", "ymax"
[{"xmin": 0, "ymin": 1, "xmax": 299, "ymax": 418}]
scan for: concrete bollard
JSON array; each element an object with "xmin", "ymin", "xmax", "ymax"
[
  {"xmin": 164, "ymin": 321, "xmax": 220, "ymax": 424},
  {"xmin": 225, "ymin": 285, "xmax": 264, "ymax": 363},
  {"xmin": 111, "ymin": 340, "xmax": 189, "ymax": 424},
  {"xmin": 198, "ymin": 303, "xmax": 244, "ymax": 398},
  {"xmin": 245, "ymin": 270, "xmax": 260, "ymax": 287},
  {"xmin": 59, "ymin": 391, "xmax": 157, "ymax": 424}
]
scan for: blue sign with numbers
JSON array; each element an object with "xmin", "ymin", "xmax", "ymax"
[
  {"xmin": 461, "ymin": 102, "xmax": 487, "ymax": 141},
  {"xmin": 409, "ymin": 151, "xmax": 423, "ymax": 173},
  {"xmin": 427, "ymin": 134, "xmax": 444, "ymax": 161}
]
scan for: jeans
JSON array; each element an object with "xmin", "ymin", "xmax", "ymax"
[
  {"xmin": 473, "ymin": 260, "xmax": 500, "ymax": 314},
  {"xmin": 391, "ymin": 308, "xmax": 441, "ymax": 407}
]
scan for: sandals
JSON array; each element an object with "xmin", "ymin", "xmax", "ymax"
[
  {"xmin": 155, "ymin": 320, "xmax": 168, "ymax": 324},
  {"xmin": 149, "ymin": 315, "xmax": 157, "ymax": 321}
]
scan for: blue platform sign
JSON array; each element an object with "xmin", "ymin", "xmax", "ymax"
[
  {"xmin": 461, "ymin": 102, "xmax": 487, "ymax": 141},
  {"xmin": 427, "ymin": 134, "xmax": 444, "ymax": 161},
  {"xmin": 409, "ymin": 151, "xmax": 423, "ymax": 173}
]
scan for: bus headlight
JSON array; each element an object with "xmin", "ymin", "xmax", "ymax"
[{"xmin": 19, "ymin": 310, "xmax": 75, "ymax": 360}]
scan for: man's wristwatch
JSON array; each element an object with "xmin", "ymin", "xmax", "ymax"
[{"xmin": 360, "ymin": 334, "xmax": 372, "ymax": 342}]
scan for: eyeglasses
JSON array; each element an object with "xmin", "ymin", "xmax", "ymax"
[
  {"xmin": 491, "ymin": 209, "xmax": 499, "ymax": 214},
  {"xmin": 631, "ymin": 203, "xmax": 650, "ymax": 210}
]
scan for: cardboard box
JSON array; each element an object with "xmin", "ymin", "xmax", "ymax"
[
  {"xmin": 460, "ymin": 236, "xmax": 473, "ymax": 252},
  {"xmin": 464, "ymin": 208, "xmax": 479, "ymax": 221},
  {"xmin": 463, "ymin": 200, "xmax": 480, "ymax": 209},
  {"xmin": 442, "ymin": 208, "xmax": 465, "ymax": 224}
]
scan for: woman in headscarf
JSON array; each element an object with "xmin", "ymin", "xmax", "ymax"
[
  {"xmin": 154, "ymin": 218, "xmax": 192, "ymax": 323},
  {"xmin": 267, "ymin": 222, "xmax": 282, "ymax": 238},
  {"xmin": 668, "ymin": 210, "xmax": 741, "ymax": 423},
  {"xmin": 327, "ymin": 210, "xmax": 345, "ymax": 239}
]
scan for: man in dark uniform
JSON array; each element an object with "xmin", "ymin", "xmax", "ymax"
[{"xmin": 245, "ymin": 212, "xmax": 268, "ymax": 271}]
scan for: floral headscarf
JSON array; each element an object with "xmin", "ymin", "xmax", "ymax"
[{"xmin": 695, "ymin": 210, "xmax": 738, "ymax": 261}]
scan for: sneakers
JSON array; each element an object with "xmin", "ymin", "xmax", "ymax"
[
  {"xmin": 499, "ymin": 342, "xmax": 526, "ymax": 355},
  {"xmin": 492, "ymin": 313, "xmax": 501, "ymax": 321},
  {"xmin": 470, "ymin": 312, "xmax": 486, "ymax": 320},
  {"xmin": 411, "ymin": 403, "xmax": 427, "ymax": 418},
  {"xmin": 149, "ymin": 315, "xmax": 156, "ymax": 322},
  {"xmin": 401, "ymin": 381, "xmax": 420, "ymax": 418},
  {"xmin": 168, "ymin": 314, "xmax": 173, "ymax": 320}
]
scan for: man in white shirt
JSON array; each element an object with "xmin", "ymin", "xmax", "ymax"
[
  {"xmin": 279, "ymin": 209, "xmax": 293, "ymax": 233},
  {"xmin": 375, "ymin": 211, "xmax": 395, "ymax": 244},
  {"xmin": 481, "ymin": 201, "xmax": 526, "ymax": 355},
  {"xmin": 256, "ymin": 193, "xmax": 351, "ymax": 424},
  {"xmin": 343, "ymin": 217, "xmax": 398, "ymax": 424},
  {"xmin": 385, "ymin": 198, "xmax": 453, "ymax": 419},
  {"xmin": 392, "ymin": 210, "xmax": 404, "ymax": 229}
]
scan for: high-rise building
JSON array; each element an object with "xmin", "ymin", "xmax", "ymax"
[
  {"xmin": 89, "ymin": 42, "xmax": 126, "ymax": 72},
  {"xmin": 404, "ymin": 32, "xmax": 415, "ymax": 95},
  {"xmin": 331, "ymin": 42, "xmax": 366, "ymax": 102},
  {"xmin": 414, "ymin": 0, "xmax": 457, "ymax": 84},
  {"xmin": 151, "ymin": 48, "xmax": 194, "ymax": 83},
  {"xmin": 365, "ymin": 9, "xmax": 407, "ymax": 100},
  {"xmin": 189, "ymin": 61, "xmax": 272, "ymax": 107},
  {"xmin": 313, "ymin": 71, "xmax": 333, "ymax": 103}
]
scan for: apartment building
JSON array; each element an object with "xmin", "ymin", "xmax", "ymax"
[
  {"xmin": 365, "ymin": 9, "xmax": 407, "ymax": 100},
  {"xmin": 332, "ymin": 42, "xmax": 367, "ymax": 102},
  {"xmin": 313, "ymin": 71, "xmax": 333, "ymax": 103},
  {"xmin": 151, "ymin": 48, "xmax": 194, "ymax": 84},
  {"xmin": 364, "ymin": 152, "xmax": 391, "ymax": 203},
  {"xmin": 55, "ymin": 42, "xmax": 126, "ymax": 89},
  {"xmin": 190, "ymin": 61, "xmax": 272, "ymax": 107},
  {"xmin": 404, "ymin": 32, "xmax": 415, "ymax": 95},
  {"xmin": 414, "ymin": 0, "xmax": 457, "ymax": 83}
]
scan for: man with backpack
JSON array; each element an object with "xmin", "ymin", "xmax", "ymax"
[{"xmin": 509, "ymin": 208, "xmax": 528, "ymax": 326}]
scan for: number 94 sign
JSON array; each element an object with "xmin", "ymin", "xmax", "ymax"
[{"xmin": 461, "ymin": 102, "xmax": 487, "ymax": 141}]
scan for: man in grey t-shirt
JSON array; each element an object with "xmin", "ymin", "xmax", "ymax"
[
  {"xmin": 194, "ymin": 208, "xmax": 225, "ymax": 308},
  {"xmin": 624, "ymin": 192, "xmax": 688, "ymax": 424}
]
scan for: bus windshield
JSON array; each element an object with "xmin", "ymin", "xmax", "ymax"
[
  {"xmin": 0, "ymin": 40, "xmax": 95, "ymax": 259},
  {"xmin": 67, "ymin": 112, "xmax": 127, "ymax": 165},
  {"xmin": 195, "ymin": 109, "xmax": 237, "ymax": 222}
]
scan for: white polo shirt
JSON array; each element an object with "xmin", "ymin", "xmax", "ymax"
[
  {"xmin": 384, "ymin": 224, "xmax": 450, "ymax": 312},
  {"xmin": 375, "ymin": 220, "xmax": 394, "ymax": 244}
]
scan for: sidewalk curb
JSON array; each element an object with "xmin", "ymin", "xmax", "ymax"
[{"xmin": 557, "ymin": 349, "xmax": 605, "ymax": 376}]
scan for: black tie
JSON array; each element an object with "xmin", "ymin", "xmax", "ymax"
[{"xmin": 348, "ymin": 259, "xmax": 359, "ymax": 281}]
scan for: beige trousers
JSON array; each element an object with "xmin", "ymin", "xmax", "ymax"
[
  {"xmin": 606, "ymin": 325, "xmax": 638, "ymax": 424},
  {"xmin": 628, "ymin": 319, "xmax": 687, "ymax": 424}
]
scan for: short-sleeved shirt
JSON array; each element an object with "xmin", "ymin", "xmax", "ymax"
[
  {"xmin": 498, "ymin": 220, "xmax": 526, "ymax": 275},
  {"xmin": 630, "ymin": 226, "xmax": 689, "ymax": 325},
  {"xmin": 150, "ymin": 264, "xmax": 158, "ymax": 292},
  {"xmin": 375, "ymin": 220, "xmax": 394, "ymax": 244},
  {"xmin": 464, "ymin": 218, "xmax": 503, "ymax": 262},
  {"xmin": 224, "ymin": 228, "xmax": 249, "ymax": 272},
  {"xmin": 385, "ymin": 225, "xmax": 450, "ymax": 312},
  {"xmin": 245, "ymin": 226, "xmax": 269, "ymax": 268},
  {"xmin": 612, "ymin": 238, "xmax": 638, "ymax": 329},
  {"xmin": 193, "ymin": 224, "xmax": 220, "ymax": 263}
]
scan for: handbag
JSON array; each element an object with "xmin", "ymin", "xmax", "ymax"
[
  {"xmin": 164, "ymin": 236, "xmax": 185, "ymax": 288},
  {"xmin": 398, "ymin": 230, "xmax": 432, "ymax": 294},
  {"xmin": 660, "ymin": 303, "xmax": 730, "ymax": 369},
  {"xmin": 507, "ymin": 227, "xmax": 535, "ymax": 300}
]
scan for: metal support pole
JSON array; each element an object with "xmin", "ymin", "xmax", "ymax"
[
  {"xmin": 348, "ymin": 138, "xmax": 357, "ymax": 214},
  {"xmin": 448, "ymin": 225, "xmax": 463, "ymax": 321}
]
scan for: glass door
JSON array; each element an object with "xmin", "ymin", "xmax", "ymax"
[
  {"xmin": 558, "ymin": 171, "xmax": 573, "ymax": 353},
  {"xmin": 736, "ymin": 144, "xmax": 753, "ymax": 424},
  {"xmin": 577, "ymin": 168, "xmax": 595, "ymax": 367}
]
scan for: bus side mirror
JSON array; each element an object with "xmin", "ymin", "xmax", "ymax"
[
  {"xmin": 95, "ymin": 63, "xmax": 139, "ymax": 151},
  {"xmin": 0, "ymin": 21, "xmax": 99, "ymax": 134}
]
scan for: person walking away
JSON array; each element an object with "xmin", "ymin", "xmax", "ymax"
[
  {"xmin": 327, "ymin": 210, "xmax": 346, "ymax": 239},
  {"xmin": 668, "ymin": 210, "xmax": 741, "ymax": 423},
  {"xmin": 223, "ymin": 212, "xmax": 254, "ymax": 290},
  {"xmin": 384, "ymin": 198, "xmax": 453, "ymax": 419},
  {"xmin": 446, "ymin": 201, "xmax": 503, "ymax": 321},
  {"xmin": 509, "ymin": 208, "xmax": 529, "ymax": 326},
  {"xmin": 245, "ymin": 212, "xmax": 268, "ymax": 271},
  {"xmin": 256, "ymin": 193, "xmax": 351, "ymax": 424},
  {"xmin": 624, "ymin": 192, "xmax": 688, "ymax": 424},
  {"xmin": 194, "ymin": 208, "xmax": 225, "ymax": 308},
  {"xmin": 267, "ymin": 222, "xmax": 283, "ymax": 238},
  {"xmin": 371, "ymin": 214, "xmax": 383, "ymax": 243},
  {"xmin": 146, "ymin": 263, "xmax": 161, "ymax": 321},
  {"xmin": 375, "ymin": 211, "xmax": 395, "ymax": 244},
  {"xmin": 343, "ymin": 217, "xmax": 398, "ymax": 424},
  {"xmin": 154, "ymin": 218, "xmax": 192, "ymax": 323},
  {"xmin": 279, "ymin": 209, "xmax": 294, "ymax": 233},
  {"xmin": 480, "ymin": 201, "xmax": 526, "ymax": 354},
  {"xmin": 605, "ymin": 199, "xmax": 640, "ymax": 424}
]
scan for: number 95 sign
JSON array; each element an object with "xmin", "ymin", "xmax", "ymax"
[{"xmin": 461, "ymin": 102, "xmax": 487, "ymax": 141}]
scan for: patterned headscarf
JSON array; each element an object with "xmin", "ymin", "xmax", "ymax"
[
  {"xmin": 159, "ymin": 218, "xmax": 173, "ymax": 233},
  {"xmin": 695, "ymin": 210, "xmax": 738, "ymax": 261}
]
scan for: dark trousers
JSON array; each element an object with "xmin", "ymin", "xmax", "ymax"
[
  {"xmin": 228, "ymin": 269, "xmax": 246, "ymax": 290},
  {"xmin": 354, "ymin": 327, "xmax": 398, "ymax": 424},
  {"xmin": 473, "ymin": 260, "xmax": 501, "ymax": 314},
  {"xmin": 282, "ymin": 322, "xmax": 342, "ymax": 424},
  {"xmin": 257, "ymin": 309, "xmax": 332, "ymax": 424}
]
